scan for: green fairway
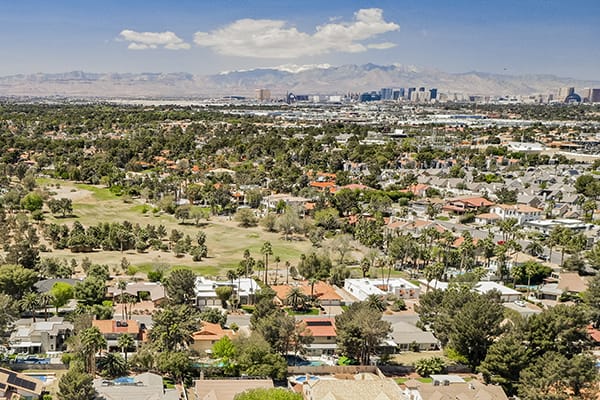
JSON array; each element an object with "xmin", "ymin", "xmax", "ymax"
[{"xmin": 38, "ymin": 179, "xmax": 314, "ymax": 278}]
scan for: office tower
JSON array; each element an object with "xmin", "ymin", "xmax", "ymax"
[
  {"xmin": 579, "ymin": 88, "xmax": 591, "ymax": 102},
  {"xmin": 591, "ymin": 89, "xmax": 600, "ymax": 103},
  {"xmin": 407, "ymin": 87, "xmax": 416, "ymax": 100},
  {"xmin": 256, "ymin": 88, "xmax": 271, "ymax": 101},
  {"xmin": 380, "ymin": 88, "xmax": 393, "ymax": 100},
  {"xmin": 558, "ymin": 87, "xmax": 574, "ymax": 101},
  {"xmin": 429, "ymin": 88, "xmax": 438, "ymax": 100}
]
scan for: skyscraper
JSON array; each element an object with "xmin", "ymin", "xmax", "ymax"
[
  {"xmin": 256, "ymin": 88, "xmax": 271, "ymax": 101},
  {"xmin": 380, "ymin": 88, "xmax": 393, "ymax": 100},
  {"xmin": 429, "ymin": 88, "xmax": 438, "ymax": 100},
  {"xmin": 558, "ymin": 87, "xmax": 574, "ymax": 101}
]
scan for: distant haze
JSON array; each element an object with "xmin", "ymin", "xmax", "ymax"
[{"xmin": 0, "ymin": 64, "xmax": 598, "ymax": 98}]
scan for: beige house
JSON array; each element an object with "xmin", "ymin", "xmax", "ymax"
[
  {"xmin": 401, "ymin": 375, "xmax": 508, "ymax": 400},
  {"xmin": 302, "ymin": 373, "xmax": 407, "ymax": 400},
  {"xmin": 191, "ymin": 322, "xmax": 237, "ymax": 355},
  {"xmin": 194, "ymin": 378, "xmax": 274, "ymax": 400}
]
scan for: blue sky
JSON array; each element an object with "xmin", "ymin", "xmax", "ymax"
[{"xmin": 0, "ymin": 0, "xmax": 598, "ymax": 79}]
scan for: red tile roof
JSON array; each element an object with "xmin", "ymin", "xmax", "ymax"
[
  {"xmin": 302, "ymin": 317, "xmax": 336, "ymax": 337},
  {"xmin": 92, "ymin": 320, "xmax": 139, "ymax": 335}
]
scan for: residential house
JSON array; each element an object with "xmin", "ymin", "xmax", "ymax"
[
  {"xmin": 524, "ymin": 218, "xmax": 592, "ymax": 236},
  {"xmin": 194, "ymin": 378, "xmax": 274, "ymax": 400},
  {"xmin": 402, "ymin": 375, "xmax": 509, "ymax": 400},
  {"xmin": 263, "ymin": 193, "xmax": 311, "ymax": 211},
  {"xmin": 387, "ymin": 321, "xmax": 439, "ymax": 352},
  {"xmin": 300, "ymin": 317, "xmax": 337, "ymax": 356},
  {"xmin": 106, "ymin": 282, "xmax": 167, "ymax": 306},
  {"xmin": 474, "ymin": 212, "xmax": 501, "ymax": 225},
  {"xmin": 92, "ymin": 320, "xmax": 143, "ymax": 351},
  {"xmin": 195, "ymin": 277, "xmax": 260, "ymax": 308},
  {"xmin": 344, "ymin": 278, "xmax": 420, "ymax": 301},
  {"xmin": 94, "ymin": 372, "xmax": 180, "ymax": 400},
  {"xmin": 190, "ymin": 322, "xmax": 237, "ymax": 355},
  {"xmin": 442, "ymin": 196, "xmax": 494, "ymax": 214},
  {"xmin": 271, "ymin": 281, "xmax": 342, "ymax": 307},
  {"xmin": 0, "ymin": 367, "xmax": 44, "ymax": 400},
  {"xmin": 491, "ymin": 204, "xmax": 543, "ymax": 225},
  {"xmin": 420, "ymin": 280, "xmax": 521, "ymax": 302},
  {"xmin": 302, "ymin": 372, "xmax": 408, "ymax": 400},
  {"xmin": 538, "ymin": 272, "xmax": 589, "ymax": 301},
  {"xmin": 9, "ymin": 317, "xmax": 73, "ymax": 354},
  {"xmin": 33, "ymin": 278, "xmax": 81, "ymax": 294}
]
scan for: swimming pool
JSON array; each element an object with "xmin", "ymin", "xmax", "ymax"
[{"xmin": 113, "ymin": 377, "xmax": 135, "ymax": 384}]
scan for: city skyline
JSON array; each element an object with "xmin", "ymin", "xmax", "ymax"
[{"xmin": 0, "ymin": 0, "xmax": 599, "ymax": 80}]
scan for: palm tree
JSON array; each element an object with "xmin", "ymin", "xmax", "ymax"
[
  {"xmin": 226, "ymin": 269, "xmax": 238, "ymax": 310},
  {"xmin": 19, "ymin": 292, "xmax": 39, "ymax": 322},
  {"xmin": 285, "ymin": 261, "xmax": 291, "ymax": 284},
  {"xmin": 38, "ymin": 292, "xmax": 52, "ymax": 321},
  {"xmin": 117, "ymin": 333, "xmax": 135, "ymax": 363},
  {"xmin": 273, "ymin": 256, "xmax": 281, "ymax": 284},
  {"xmin": 366, "ymin": 294, "xmax": 386, "ymax": 312},
  {"xmin": 80, "ymin": 326, "xmax": 107, "ymax": 376},
  {"xmin": 261, "ymin": 241, "xmax": 273, "ymax": 285},
  {"xmin": 97, "ymin": 352, "xmax": 127, "ymax": 378},
  {"xmin": 118, "ymin": 280, "xmax": 127, "ymax": 320},
  {"xmin": 286, "ymin": 287, "xmax": 308, "ymax": 311},
  {"xmin": 526, "ymin": 240, "xmax": 544, "ymax": 257}
]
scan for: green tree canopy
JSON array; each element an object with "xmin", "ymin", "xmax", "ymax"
[
  {"xmin": 165, "ymin": 268, "xmax": 197, "ymax": 305},
  {"xmin": 58, "ymin": 362, "xmax": 97, "ymax": 400},
  {"xmin": 335, "ymin": 301, "xmax": 391, "ymax": 365}
]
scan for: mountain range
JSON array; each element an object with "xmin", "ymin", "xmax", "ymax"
[{"xmin": 0, "ymin": 64, "xmax": 598, "ymax": 98}]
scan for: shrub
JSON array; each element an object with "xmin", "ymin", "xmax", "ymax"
[{"xmin": 414, "ymin": 356, "xmax": 445, "ymax": 377}]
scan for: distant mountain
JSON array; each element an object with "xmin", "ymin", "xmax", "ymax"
[{"xmin": 0, "ymin": 64, "xmax": 598, "ymax": 98}]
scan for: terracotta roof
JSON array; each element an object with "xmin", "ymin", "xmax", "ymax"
[
  {"xmin": 453, "ymin": 236, "xmax": 480, "ymax": 248},
  {"xmin": 271, "ymin": 281, "xmax": 342, "ymax": 302},
  {"xmin": 92, "ymin": 320, "xmax": 139, "ymax": 335},
  {"xmin": 448, "ymin": 197, "xmax": 495, "ymax": 207},
  {"xmin": 192, "ymin": 321, "xmax": 235, "ymax": 342},
  {"xmin": 310, "ymin": 181, "xmax": 336, "ymax": 189},
  {"xmin": 587, "ymin": 325, "xmax": 600, "ymax": 343},
  {"xmin": 302, "ymin": 317, "xmax": 336, "ymax": 337}
]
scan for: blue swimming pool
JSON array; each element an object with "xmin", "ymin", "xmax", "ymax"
[
  {"xmin": 113, "ymin": 377, "xmax": 135, "ymax": 384},
  {"xmin": 28, "ymin": 375, "xmax": 47, "ymax": 382}
]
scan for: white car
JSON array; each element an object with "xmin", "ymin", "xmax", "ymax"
[{"xmin": 514, "ymin": 300, "xmax": 526, "ymax": 307}]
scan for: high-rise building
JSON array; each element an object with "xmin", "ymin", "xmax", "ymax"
[
  {"xmin": 429, "ymin": 88, "xmax": 438, "ymax": 100},
  {"xmin": 579, "ymin": 88, "xmax": 592, "ymax": 102},
  {"xmin": 256, "ymin": 88, "xmax": 271, "ymax": 101},
  {"xmin": 407, "ymin": 87, "xmax": 416, "ymax": 100},
  {"xmin": 558, "ymin": 87, "xmax": 574, "ymax": 101},
  {"xmin": 380, "ymin": 88, "xmax": 393, "ymax": 100},
  {"xmin": 591, "ymin": 89, "xmax": 600, "ymax": 103}
]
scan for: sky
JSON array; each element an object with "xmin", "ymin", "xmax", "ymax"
[{"xmin": 0, "ymin": 0, "xmax": 599, "ymax": 79}]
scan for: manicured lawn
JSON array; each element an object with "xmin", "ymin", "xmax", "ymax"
[{"xmin": 396, "ymin": 377, "xmax": 433, "ymax": 384}]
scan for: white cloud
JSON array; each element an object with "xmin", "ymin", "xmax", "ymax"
[
  {"xmin": 119, "ymin": 29, "xmax": 191, "ymax": 50},
  {"xmin": 193, "ymin": 8, "xmax": 399, "ymax": 58},
  {"xmin": 367, "ymin": 42, "xmax": 397, "ymax": 50}
]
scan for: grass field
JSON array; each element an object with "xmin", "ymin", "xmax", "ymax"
[{"xmin": 38, "ymin": 179, "xmax": 315, "ymax": 278}]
